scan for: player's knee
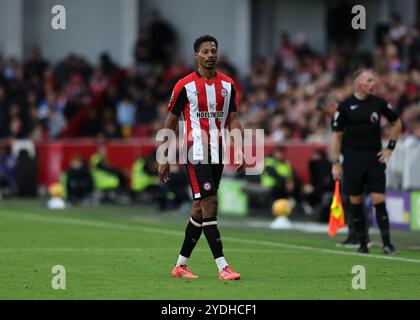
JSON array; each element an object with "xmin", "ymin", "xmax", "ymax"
[
  {"xmin": 201, "ymin": 196, "xmax": 218, "ymax": 219},
  {"xmin": 371, "ymin": 193, "xmax": 385, "ymax": 205}
]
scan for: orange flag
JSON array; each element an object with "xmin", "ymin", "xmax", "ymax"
[{"xmin": 328, "ymin": 180, "xmax": 346, "ymax": 237}]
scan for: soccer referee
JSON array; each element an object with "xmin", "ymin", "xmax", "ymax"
[{"xmin": 331, "ymin": 69, "xmax": 403, "ymax": 254}]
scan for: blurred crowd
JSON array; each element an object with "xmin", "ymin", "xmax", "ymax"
[
  {"xmin": 1, "ymin": 12, "xmax": 420, "ymax": 144},
  {"xmin": 243, "ymin": 14, "xmax": 420, "ymax": 146}
]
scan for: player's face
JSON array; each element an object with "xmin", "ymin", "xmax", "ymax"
[
  {"xmin": 359, "ymin": 72, "xmax": 376, "ymax": 95},
  {"xmin": 196, "ymin": 42, "xmax": 218, "ymax": 70}
]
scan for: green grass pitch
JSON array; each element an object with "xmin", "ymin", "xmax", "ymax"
[{"xmin": 1, "ymin": 199, "xmax": 419, "ymax": 299}]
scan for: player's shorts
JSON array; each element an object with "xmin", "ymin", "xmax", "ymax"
[
  {"xmin": 186, "ymin": 162, "xmax": 224, "ymax": 201},
  {"xmin": 342, "ymin": 147, "xmax": 386, "ymax": 195}
]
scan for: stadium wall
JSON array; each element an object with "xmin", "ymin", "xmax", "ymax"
[
  {"xmin": 0, "ymin": 0, "xmax": 23, "ymax": 60},
  {"xmin": 21, "ymin": 0, "xmax": 138, "ymax": 66}
]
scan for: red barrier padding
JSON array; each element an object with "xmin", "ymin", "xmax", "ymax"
[{"xmin": 36, "ymin": 139, "xmax": 327, "ymax": 187}]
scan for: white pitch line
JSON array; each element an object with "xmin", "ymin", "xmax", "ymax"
[
  {"xmin": 0, "ymin": 248, "xmax": 146, "ymax": 252},
  {"xmin": 0, "ymin": 248, "xmax": 285, "ymax": 253},
  {"xmin": 1, "ymin": 211, "xmax": 420, "ymax": 264}
]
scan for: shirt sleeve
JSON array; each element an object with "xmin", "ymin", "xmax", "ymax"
[
  {"xmin": 380, "ymin": 99, "xmax": 399, "ymax": 123},
  {"xmin": 228, "ymin": 83, "xmax": 239, "ymax": 113},
  {"xmin": 331, "ymin": 103, "xmax": 346, "ymax": 132},
  {"xmin": 168, "ymin": 82, "xmax": 187, "ymax": 116}
]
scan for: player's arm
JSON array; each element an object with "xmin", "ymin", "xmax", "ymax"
[
  {"xmin": 226, "ymin": 84, "xmax": 244, "ymax": 171},
  {"xmin": 158, "ymin": 84, "xmax": 187, "ymax": 182},
  {"xmin": 387, "ymin": 118, "xmax": 403, "ymax": 143},
  {"xmin": 378, "ymin": 102, "xmax": 403, "ymax": 163},
  {"xmin": 331, "ymin": 131, "xmax": 343, "ymax": 180},
  {"xmin": 331, "ymin": 104, "xmax": 346, "ymax": 180},
  {"xmin": 227, "ymin": 112, "xmax": 242, "ymax": 131}
]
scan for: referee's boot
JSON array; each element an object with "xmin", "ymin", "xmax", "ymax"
[
  {"xmin": 357, "ymin": 243, "xmax": 369, "ymax": 254},
  {"xmin": 383, "ymin": 244, "xmax": 398, "ymax": 255}
]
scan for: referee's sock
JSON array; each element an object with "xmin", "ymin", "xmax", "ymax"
[
  {"xmin": 203, "ymin": 218, "xmax": 229, "ymax": 272},
  {"xmin": 176, "ymin": 216, "xmax": 203, "ymax": 267},
  {"xmin": 351, "ymin": 204, "xmax": 368, "ymax": 246},
  {"xmin": 374, "ymin": 202, "xmax": 391, "ymax": 246}
]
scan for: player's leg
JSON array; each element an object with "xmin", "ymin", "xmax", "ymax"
[
  {"xmin": 174, "ymin": 201, "xmax": 203, "ymax": 267},
  {"xmin": 200, "ymin": 195, "xmax": 224, "ymax": 266},
  {"xmin": 200, "ymin": 195, "xmax": 240, "ymax": 280},
  {"xmin": 336, "ymin": 179, "xmax": 358, "ymax": 247},
  {"xmin": 343, "ymin": 152, "xmax": 369, "ymax": 252},
  {"xmin": 370, "ymin": 193, "xmax": 396, "ymax": 253},
  {"xmin": 349, "ymin": 194, "xmax": 369, "ymax": 253},
  {"xmin": 198, "ymin": 163, "xmax": 240, "ymax": 280},
  {"xmin": 367, "ymin": 156, "xmax": 396, "ymax": 254},
  {"xmin": 172, "ymin": 166, "xmax": 205, "ymax": 279}
]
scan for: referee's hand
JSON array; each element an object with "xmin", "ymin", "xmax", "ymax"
[
  {"xmin": 377, "ymin": 149, "xmax": 392, "ymax": 164},
  {"xmin": 332, "ymin": 163, "xmax": 343, "ymax": 181}
]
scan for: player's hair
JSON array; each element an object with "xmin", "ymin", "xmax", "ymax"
[{"xmin": 194, "ymin": 35, "xmax": 218, "ymax": 52}]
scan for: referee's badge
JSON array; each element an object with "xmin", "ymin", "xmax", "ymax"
[
  {"xmin": 370, "ymin": 112, "xmax": 379, "ymax": 123},
  {"xmin": 221, "ymin": 88, "xmax": 228, "ymax": 97}
]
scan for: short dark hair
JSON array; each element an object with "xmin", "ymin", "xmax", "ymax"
[
  {"xmin": 194, "ymin": 35, "xmax": 218, "ymax": 52},
  {"xmin": 352, "ymin": 68, "xmax": 371, "ymax": 82}
]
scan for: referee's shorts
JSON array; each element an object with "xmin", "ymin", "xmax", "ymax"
[{"xmin": 342, "ymin": 148, "xmax": 386, "ymax": 195}]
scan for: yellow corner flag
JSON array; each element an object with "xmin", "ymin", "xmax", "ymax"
[{"xmin": 328, "ymin": 180, "xmax": 346, "ymax": 237}]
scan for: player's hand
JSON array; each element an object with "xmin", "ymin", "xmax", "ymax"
[
  {"xmin": 332, "ymin": 163, "xmax": 343, "ymax": 181},
  {"xmin": 235, "ymin": 151, "xmax": 245, "ymax": 172},
  {"xmin": 377, "ymin": 149, "xmax": 392, "ymax": 164},
  {"xmin": 158, "ymin": 163, "xmax": 170, "ymax": 183}
]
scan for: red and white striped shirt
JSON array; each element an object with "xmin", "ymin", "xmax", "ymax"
[{"xmin": 168, "ymin": 71, "xmax": 238, "ymax": 162}]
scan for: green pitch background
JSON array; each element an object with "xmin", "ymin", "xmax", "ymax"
[{"xmin": 1, "ymin": 199, "xmax": 420, "ymax": 299}]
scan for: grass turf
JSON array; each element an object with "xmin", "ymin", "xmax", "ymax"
[{"xmin": 0, "ymin": 199, "xmax": 419, "ymax": 299}]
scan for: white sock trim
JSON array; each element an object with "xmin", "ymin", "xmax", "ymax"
[
  {"xmin": 189, "ymin": 217, "xmax": 202, "ymax": 228},
  {"xmin": 215, "ymin": 256, "xmax": 228, "ymax": 272},
  {"xmin": 176, "ymin": 255, "xmax": 188, "ymax": 267},
  {"xmin": 202, "ymin": 220, "xmax": 218, "ymax": 227}
]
